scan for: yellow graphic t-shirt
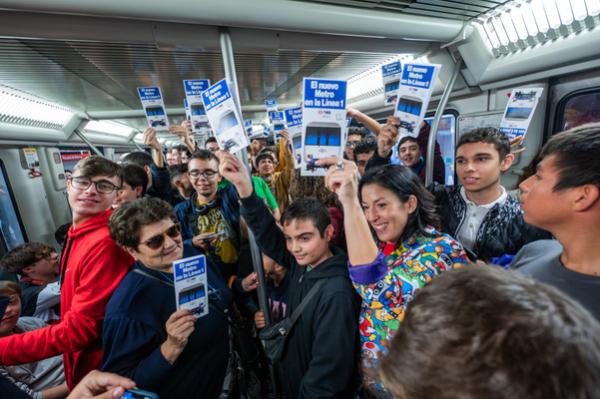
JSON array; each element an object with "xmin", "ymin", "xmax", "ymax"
[{"xmin": 196, "ymin": 201, "xmax": 238, "ymax": 265}]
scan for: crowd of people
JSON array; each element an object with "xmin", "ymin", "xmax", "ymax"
[{"xmin": 0, "ymin": 112, "xmax": 599, "ymax": 399}]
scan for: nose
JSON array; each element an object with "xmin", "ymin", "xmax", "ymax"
[
  {"xmin": 519, "ymin": 175, "xmax": 533, "ymax": 194},
  {"xmin": 290, "ymin": 240, "xmax": 301, "ymax": 254},
  {"xmin": 83, "ymin": 183, "xmax": 99, "ymax": 195}
]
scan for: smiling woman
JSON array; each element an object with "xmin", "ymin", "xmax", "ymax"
[
  {"xmin": 103, "ymin": 197, "xmax": 232, "ymax": 399},
  {"xmin": 326, "ymin": 161, "xmax": 469, "ymax": 394}
]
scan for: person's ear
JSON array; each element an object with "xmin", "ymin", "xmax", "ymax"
[
  {"xmin": 324, "ymin": 224, "xmax": 335, "ymax": 242},
  {"xmin": 406, "ymin": 195, "xmax": 418, "ymax": 214},
  {"xmin": 500, "ymin": 153, "xmax": 515, "ymax": 171},
  {"xmin": 134, "ymin": 186, "xmax": 143, "ymax": 198},
  {"xmin": 124, "ymin": 246, "xmax": 139, "ymax": 260},
  {"xmin": 573, "ymin": 184, "xmax": 600, "ymax": 212},
  {"xmin": 22, "ymin": 265, "xmax": 35, "ymax": 276}
]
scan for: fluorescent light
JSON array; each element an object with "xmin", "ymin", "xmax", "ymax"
[
  {"xmin": 531, "ymin": 0, "xmax": 551, "ymax": 32},
  {"xmin": 586, "ymin": 0, "xmax": 600, "ymax": 15},
  {"xmin": 543, "ymin": 0, "xmax": 562, "ymax": 28},
  {"xmin": 556, "ymin": 0, "xmax": 575, "ymax": 24},
  {"xmin": 84, "ymin": 120, "xmax": 135, "ymax": 137},
  {"xmin": 510, "ymin": 6, "xmax": 530, "ymax": 40},
  {"xmin": 484, "ymin": 20, "xmax": 502, "ymax": 47},
  {"xmin": 520, "ymin": 2, "xmax": 540, "ymax": 36},
  {"xmin": 570, "ymin": 0, "xmax": 588, "ymax": 20},
  {"xmin": 501, "ymin": 12, "xmax": 519, "ymax": 42},
  {"xmin": 492, "ymin": 16, "xmax": 510, "ymax": 45},
  {"xmin": 347, "ymin": 54, "xmax": 413, "ymax": 102},
  {"xmin": 0, "ymin": 85, "xmax": 74, "ymax": 129}
]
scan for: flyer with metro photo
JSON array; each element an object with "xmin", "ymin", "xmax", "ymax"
[
  {"xmin": 201, "ymin": 79, "xmax": 249, "ymax": 154},
  {"xmin": 499, "ymin": 88, "xmax": 544, "ymax": 141},
  {"xmin": 301, "ymin": 78, "xmax": 347, "ymax": 177},
  {"xmin": 183, "ymin": 79, "xmax": 211, "ymax": 134},
  {"xmin": 284, "ymin": 107, "xmax": 303, "ymax": 168},
  {"xmin": 138, "ymin": 86, "xmax": 169, "ymax": 131},
  {"xmin": 173, "ymin": 254, "xmax": 209, "ymax": 319},
  {"xmin": 393, "ymin": 63, "xmax": 441, "ymax": 139},
  {"xmin": 382, "ymin": 60, "xmax": 402, "ymax": 106}
]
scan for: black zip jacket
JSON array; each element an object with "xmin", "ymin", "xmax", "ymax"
[
  {"xmin": 430, "ymin": 183, "xmax": 552, "ymax": 261},
  {"xmin": 240, "ymin": 193, "xmax": 360, "ymax": 399}
]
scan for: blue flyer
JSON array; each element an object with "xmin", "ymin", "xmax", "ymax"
[
  {"xmin": 382, "ymin": 60, "xmax": 402, "ymax": 106},
  {"xmin": 301, "ymin": 78, "xmax": 347, "ymax": 176},
  {"xmin": 183, "ymin": 79, "xmax": 211, "ymax": 133},
  {"xmin": 394, "ymin": 63, "xmax": 441, "ymax": 139},
  {"xmin": 137, "ymin": 86, "xmax": 169, "ymax": 131},
  {"xmin": 244, "ymin": 119, "xmax": 253, "ymax": 135},
  {"xmin": 285, "ymin": 107, "xmax": 303, "ymax": 168},
  {"xmin": 201, "ymin": 79, "xmax": 249, "ymax": 153},
  {"xmin": 265, "ymin": 98, "xmax": 278, "ymax": 112},
  {"xmin": 173, "ymin": 255, "xmax": 208, "ymax": 318}
]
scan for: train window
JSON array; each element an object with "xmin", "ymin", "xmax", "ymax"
[
  {"xmin": 0, "ymin": 159, "xmax": 27, "ymax": 252},
  {"xmin": 424, "ymin": 113, "xmax": 457, "ymax": 186},
  {"xmin": 558, "ymin": 90, "xmax": 600, "ymax": 131}
]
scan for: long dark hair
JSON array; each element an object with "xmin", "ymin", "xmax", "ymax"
[{"xmin": 359, "ymin": 164, "xmax": 440, "ymax": 243}]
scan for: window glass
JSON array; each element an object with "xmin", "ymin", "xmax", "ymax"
[
  {"xmin": 560, "ymin": 91, "xmax": 600, "ymax": 131},
  {"xmin": 0, "ymin": 161, "xmax": 26, "ymax": 251}
]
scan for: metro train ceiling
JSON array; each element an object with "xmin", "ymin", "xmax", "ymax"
[{"xmin": 293, "ymin": 0, "xmax": 511, "ymax": 21}]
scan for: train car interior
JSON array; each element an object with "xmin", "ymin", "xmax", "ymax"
[{"xmin": 0, "ymin": 0, "xmax": 599, "ymax": 254}]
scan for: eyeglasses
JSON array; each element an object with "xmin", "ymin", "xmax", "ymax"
[
  {"xmin": 345, "ymin": 141, "xmax": 361, "ymax": 148},
  {"xmin": 140, "ymin": 224, "xmax": 181, "ymax": 250},
  {"xmin": 188, "ymin": 169, "xmax": 218, "ymax": 179},
  {"xmin": 69, "ymin": 176, "xmax": 119, "ymax": 194}
]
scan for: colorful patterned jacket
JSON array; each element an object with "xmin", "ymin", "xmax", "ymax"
[{"xmin": 348, "ymin": 226, "xmax": 469, "ymax": 370}]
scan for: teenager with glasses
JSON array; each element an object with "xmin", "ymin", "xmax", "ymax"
[
  {"xmin": 102, "ymin": 197, "xmax": 231, "ymax": 399},
  {"xmin": 174, "ymin": 150, "xmax": 242, "ymax": 280},
  {"xmin": 0, "ymin": 155, "xmax": 133, "ymax": 389}
]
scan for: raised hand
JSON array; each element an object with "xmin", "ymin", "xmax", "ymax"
[
  {"xmin": 318, "ymin": 158, "xmax": 360, "ymax": 207},
  {"xmin": 218, "ymin": 151, "xmax": 253, "ymax": 198},
  {"xmin": 143, "ymin": 128, "xmax": 161, "ymax": 151},
  {"xmin": 377, "ymin": 118, "xmax": 399, "ymax": 157}
]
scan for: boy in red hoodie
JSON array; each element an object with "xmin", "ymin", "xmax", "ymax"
[{"xmin": 0, "ymin": 156, "xmax": 133, "ymax": 389}]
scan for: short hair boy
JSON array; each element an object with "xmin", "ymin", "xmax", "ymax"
[
  {"xmin": 514, "ymin": 123, "xmax": 600, "ymax": 321},
  {"xmin": 0, "ymin": 155, "xmax": 133, "ymax": 388},
  {"xmin": 430, "ymin": 127, "xmax": 550, "ymax": 261}
]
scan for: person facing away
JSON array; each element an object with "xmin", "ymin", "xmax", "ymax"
[
  {"xmin": 0, "ymin": 281, "xmax": 68, "ymax": 399},
  {"xmin": 0, "ymin": 243, "xmax": 60, "ymax": 323},
  {"xmin": 219, "ymin": 151, "xmax": 360, "ymax": 399},
  {"xmin": 112, "ymin": 163, "xmax": 148, "ymax": 209},
  {"xmin": 0, "ymin": 155, "xmax": 133, "ymax": 388},
  {"xmin": 430, "ymin": 127, "xmax": 551, "ymax": 261},
  {"xmin": 379, "ymin": 266, "xmax": 600, "ymax": 399},
  {"xmin": 102, "ymin": 197, "xmax": 231, "ymax": 399},
  {"xmin": 513, "ymin": 123, "xmax": 600, "ymax": 321},
  {"xmin": 323, "ymin": 159, "xmax": 468, "ymax": 395},
  {"xmin": 174, "ymin": 149, "xmax": 242, "ymax": 280}
]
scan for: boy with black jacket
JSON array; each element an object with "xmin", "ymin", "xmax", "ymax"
[{"xmin": 219, "ymin": 152, "xmax": 360, "ymax": 399}]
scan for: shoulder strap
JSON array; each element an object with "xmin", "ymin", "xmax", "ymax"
[
  {"xmin": 289, "ymin": 279, "xmax": 326, "ymax": 326},
  {"xmin": 133, "ymin": 268, "xmax": 174, "ymax": 288}
]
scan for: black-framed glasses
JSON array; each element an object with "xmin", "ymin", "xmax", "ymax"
[
  {"xmin": 345, "ymin": 140, "xmax": 360, "ymax": 148},
  {"xmin": 69, "ymin": 176, "xmax": 119, "ymax": 194},
  {"xmin": 140, "ymin": 224, "xmax": 181, "ymax": 250},
  {"xmin": 188, "ymin": 169, "xmax": 218, "ymax": 179}
]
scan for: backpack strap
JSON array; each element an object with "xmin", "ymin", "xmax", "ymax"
[{"xmin": 288, "ymin": 279, "xmax": 326, "ymax": 327}]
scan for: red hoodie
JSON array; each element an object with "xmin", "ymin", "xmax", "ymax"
[{"xmin": 0, "ymin": 209, "xmax": 132, "ymax": 388}]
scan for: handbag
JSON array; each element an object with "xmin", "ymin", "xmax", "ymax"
[{"xmin": 259, "ymin": 279, "xmax": 326, "ymax": 363}]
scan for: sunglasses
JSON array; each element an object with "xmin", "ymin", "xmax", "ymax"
[{"xmin": 140, "ymin": 224, "xmax": 181, "ymax": 250}]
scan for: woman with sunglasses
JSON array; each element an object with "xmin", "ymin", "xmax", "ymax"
[{"xmin": 101, "ymin": 197, "xmax": 232, "ymax": 399}]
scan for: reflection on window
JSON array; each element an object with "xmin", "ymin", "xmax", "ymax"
[
  {"xmin": 561, "ymin": 91, "xmax": 600, "ymax": 131},
  {"xmin": 0, "ymin": 161, "xmax": 26, "ymax": 250},
  {"xmin": 424, "ymin": 114, "xmax": 457, "ymax": 186}
]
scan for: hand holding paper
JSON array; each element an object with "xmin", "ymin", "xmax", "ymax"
[
  {"xmin": 218, "ymin": 151, "xmax": 253, "ymax": 198},
  {"xmin": 161, "ymin": 309, "xmax": 195, "ymax": 364}
]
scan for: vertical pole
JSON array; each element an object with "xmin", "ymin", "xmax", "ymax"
[
  {"xmin": 219, "ymin": 27, "xmax": 279, "ymax": 397},
  {"xmin": 426, "ymin": 58, "xmax": 462, "ymax": 187}
]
